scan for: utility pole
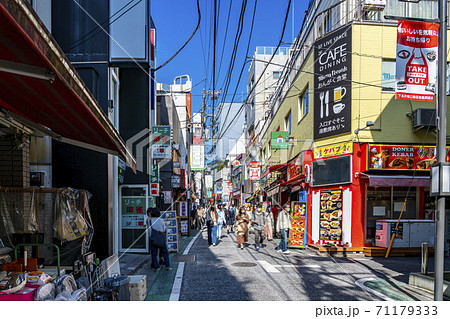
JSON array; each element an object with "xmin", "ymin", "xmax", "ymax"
[{"xmin": 434, "ymin": 0, "xmax": 447, "ymax": 301}]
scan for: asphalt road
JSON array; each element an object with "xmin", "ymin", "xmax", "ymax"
[{"xmin": 178, "ymin": 228, "xmax": 448, "ymax": 301}]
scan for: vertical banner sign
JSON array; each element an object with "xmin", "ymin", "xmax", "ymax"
[
  {"xmin": 314, "ymin": 25, "xmax": 352, "ymax": 140},
  {"xmin": 290, "ymin": 200, "xmax": 307, "ymax": 248},
  {"xmin": 152, "ymin": 126, "xmax": 171, "ymax": 159},
  {"xmin": 190, "ymin": 145, "xmax": 205, "ymax": 170},
  {"xmin": 249, "ymin": 162, "xmax": 261, "ymax": 180},
  {"xmin": 205, "ymin": 175, "xmax": 213, "ymax": 189},
  {"xmin": 395, "ymin": 20, "xmax": 439, "ymax": 102},
  {"xmin": 150, "ymin": 183, "xmax": 159, "ymax": 196},
  {"xmin": 319, "ymin": 190, "xmax": 343, "ymax": 242},
  {"xmin": 179, "ymin": 201, "xmax": 188, "ymax": 217}
]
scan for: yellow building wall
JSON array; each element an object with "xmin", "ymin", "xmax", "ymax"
[{"xmin": 262, "ymin": 22, "xmax": 448, "ymax": 169}]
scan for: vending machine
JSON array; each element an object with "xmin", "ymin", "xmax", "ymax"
[{"xmin": 289, "ymin": 191, "xmax": 308, "ymax": 248}]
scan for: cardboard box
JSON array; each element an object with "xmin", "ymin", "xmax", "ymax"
[{"xmin": 129, "ymin": 275, "xmax": 146, "ymax": 301}]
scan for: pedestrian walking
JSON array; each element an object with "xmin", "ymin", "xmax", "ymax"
[
  {"xmin": 245, "ymin": 206, "xmax": 253, "ymax": 234},
  {"xmin": 217, "ymin": 204, "xmax": 226, "ymax": 239},
  {"xmin": 264, "ymin": 204, "xmax": 275, "ymax": 241},
  {"xmin": 252, "ymin": 203, "xmax": 266, "ymax": 251},
  {"xmin": 147, "ymin": 207, "xmax": 171, "ymax": 270},
  {"xmin": 275, "ymin": 203, "xmax": 292, "ymax": 254},
  {"xmin": 207, "ymin": 205, "xmax": 218, "ymax": 246},
  {"xmin": 236, "ymin": 207, "xmax": 249, "ymax": 250},
  {"xmin": 226, "ymin": 204, "xmax": 236, "ymax": 234},
  {"xmin": 196, "ymin": 205, "xmax": 203, "ymax": 229}
]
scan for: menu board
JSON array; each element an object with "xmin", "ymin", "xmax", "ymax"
[
  {"xmin": 319, "ymin": 190, "xmax": 343, "ymax": 241},
  {"xmin": 163, "ymin": 211, "xmax": 179, "ymax": 252},
  {"xmin": 180, "ymin": 220, "xmax": 188, "ymax": 236},
  {"xmin": 290, "ymin": 200, "xmax": 307, "ymax": 248}
]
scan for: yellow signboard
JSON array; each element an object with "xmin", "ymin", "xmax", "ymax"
[{"xmin": 314, "ymin": 142, "xmax": 353, "ymax": 159}]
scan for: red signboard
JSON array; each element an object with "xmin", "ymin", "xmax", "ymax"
[
  {"xmin": 395, "ymin": 20, "xmax": 439, "ymax": 102},
  {"xmin": 368, "ymin": 144, "xmax": 450, "ymax": 171},
  {"xmin": 249, "ymin": 162, "xmax": 260, "ymax": 181},
  {"xmin": 287, "ymin": 154, "xmax": 303, "ymax": 181}
]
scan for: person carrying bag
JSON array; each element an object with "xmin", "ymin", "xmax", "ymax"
[{"xmin": 147, "ymin": 207, "xmax": 172, "ymax": 271}]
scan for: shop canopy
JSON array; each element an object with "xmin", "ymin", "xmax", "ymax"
[
  {"xmin": 261, "ymin": 163, "xmax": 288, "ymax": 179},
  {"xmin": 367, "ymin": 175, "xmax": 430, "ymax": 187},
  {"xmin": 0, "ymin": 0, "xmax": 136, "ymax": 172},
  {"xmin": 279, "ymin": 174, "xmax": 305, "ymax": 187}
]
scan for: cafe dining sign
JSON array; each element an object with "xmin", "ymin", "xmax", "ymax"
[{"xmin": 314, "ymin": 25, "xmax": 352, "ymax": 140}]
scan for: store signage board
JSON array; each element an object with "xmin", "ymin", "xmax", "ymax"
[
  {"xmin": 271, "ymin": 131, "xmax": 289, "ymax": 149},
  {"xmin": 290, "ymin": 199, "xmax": 307, "ymax": 248},
  {"xmin": 163, "ymin": 211, "xmax": 179, "ymax": 252},
  {"xmin": 249, "ymin": 162, "xmax": 261, "ymax": 181},
  {"xmin": 121, "ymin": 197, "xmax": 146, "ymax": 228},
  {"xmin": 150, "ymin": 183, "xmax": 159, "ymax": 196},
  {"xmin": 150, "ymin": 164, "xmax": 159, "ymax": 183},
  {"xmin": 172, "ymin": 175, "xmax": 181, "ymax": 188},
  {"xmin": 180, "ymin": 220, "xmax": 188, "ymax": 236},
  {"xmin": 152, "ymin": 126, "xmax": 171, "ymax": 159},
  {"xmin": 163, "ymin": 191, "xmax": 172, "ymax": 204},
  {"xmin": 395, "ymin": 20, "xmax": 438, "ymax": 102},
  {"xmin": 368, "ymin": 144, "xmax": 450, "ymax": 171},
  {"xmin": 314, "ymin": 142, "xmax": 353, "ymax": 159},
  {"xmin": 287, "ymin": 154, "xmax": 303, "ymax": 181},
  {"xmin": 314, "ymin": 25, "xmax": 352, "ymax": 140},
  {"xmin": 191, "ymin": 145, "xmax": 205, "ymax": 171},
  {"xmin": 179, "ymin": 201, "xmax": 188, "ymax": 217},
  {"xmin": 205, "ymin": 175, "xmax": 213, "ymax": 189},
  {"xmin": 319, "ymin": 190, "xmax": 342, "ymax": 242}
]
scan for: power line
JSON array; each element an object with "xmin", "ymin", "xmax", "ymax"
[{"xmin": 155, "ymin": 0, "xmax": 201, "ymax": 71}]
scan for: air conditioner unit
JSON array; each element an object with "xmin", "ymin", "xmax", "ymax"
[
  {"xmin": 363, "ymin": 0, "xmax": 386, "ymax": 11},
  {"xmin": 412, "ymin": 108, "xmax": 436, "ymax": 132}
]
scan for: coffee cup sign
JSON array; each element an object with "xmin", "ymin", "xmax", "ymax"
[{"xmin": 333, "ymin": 103, "xmax": 345, "ymax": 114}]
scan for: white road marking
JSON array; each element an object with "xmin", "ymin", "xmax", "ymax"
[
  {"xmin": 277, "ymin": 264, "xmax": 321, "ymax": 268},
  {"xmin": 169, "ymin": 231, "xmax": 202, "ymax": 301},
  {"xmin": 257, "ymin": 260, "xmax": 280, "ymax": 273}
]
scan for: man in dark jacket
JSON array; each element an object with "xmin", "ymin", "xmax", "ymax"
[{"xmin": 252, "ymin": 203, "xmax": 266, "ymax": 251}]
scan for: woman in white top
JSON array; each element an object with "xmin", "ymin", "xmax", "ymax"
[
  {"xmin": 148, "ymin": 207, "xmax": 171, "ymax": 270},
  {"xmin": 217, "ymin": 204, "xmax": 226, "ymax": 240}
]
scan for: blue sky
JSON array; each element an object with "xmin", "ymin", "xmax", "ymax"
[{"xmin": 151, "ymin": 0, "xmax": 309, "ymax": 115}]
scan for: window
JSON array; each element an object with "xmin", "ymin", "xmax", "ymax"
[
  {"xmin": 381, "ymin": 60, "xmax": 396, "ymax": 92},
  {"xmin": 312, "ymin": 156, "xmax": 352, "ymax": 187},
  {"xmin": 269, "ymin": 141, "xmax": 272, "ymax": 157},
  {"xmin": 298, "ymin": 86, "xmax": 309, "ymax": 121},
  {"xmin": 285, "ymin": 112, "xmax": 291, "ymax": 134},
  {"xmin": 273, "ymin": 71, "xmax": 281, "ymax": 79}
]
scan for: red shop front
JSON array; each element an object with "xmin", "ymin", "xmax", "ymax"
[{"xmin": 308, "ymin": 142, "xmax": 435, "ymax": 248}]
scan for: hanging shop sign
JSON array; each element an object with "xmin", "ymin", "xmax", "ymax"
[
  {"xmin": 395, "ymin": 20, "xmax": 439, "ymax": 102},
  {"xmin": 287, "ymin": 155, "xmax": 303, "ymax": 181},
  {"xmin": 205, "ymin": 175, "xmax": 213, "ymax": 189},
  {"xmin": 249, "ymin": 162, "xmax": 261, "ymax": 180},
  {"xmin": 172, "ymin": 175, "xmax": 181, "ymax": 188},
  {"xmin": 232, "ymin": 159, "xmax": 240, "ymax": 167},
  {"xmin": 290, "ymin": 199, "xmax": 307, "ymax": 248},
  {"xmin": 271, "ymin": 131, "xmax": 289, "ymax": 149},
  {"xmin": 150, "ymin": 182, "xmax": 159, "ymax": 196},
  {"xmin": 150, "ymin": 164, "xmax": 159, "ymax": 183},
  {"xmin": 191, "ymin": 145, "xmax": 205, "ymax": 171},
  {"xmin": 314, "ymin": 24, "xmax": 352, "ymax": 140},
  {"xmin": 152, "ymin": 125, "xmax": 171, "ymax": 159},
  {"xmin": 179, "ymin": 201, "xmax": 188, "ymax": 217},
  {"xmin": 319, "ymin": 189, "xmax": 343, "ymax": 242},
  {"xmin": 163, "ymin": 191, "xmax": 172, "ymax": 204},
  {"xmin": 368, "ymin": 144, "xmax": 450, "ymax": 171},
  {"xmin": 314, "ymin": 142, "xmax": 353, "ymax": 159}
]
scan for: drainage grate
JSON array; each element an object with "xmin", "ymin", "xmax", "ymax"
[
  {"xmin": 232, "ymin": 262, "xmax": 257, "ymax": 268},
  {"xmin": 173, "ymin": 254, "xmax": 196, "ymax": 262}
]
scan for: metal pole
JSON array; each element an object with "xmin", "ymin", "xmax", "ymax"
[
  {"xmin": 435, "ymin": 0, "xmax": 447, "ymax": 301},
  {"xmin": 187, "ymin": 123, "xmax": 191, "ymax": 237}
]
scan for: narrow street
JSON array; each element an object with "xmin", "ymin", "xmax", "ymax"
[{"xmin": 174, "ymin": 228, "xmax": 434, "ymax": 301}]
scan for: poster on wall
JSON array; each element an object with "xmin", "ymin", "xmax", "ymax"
[
  {"xmin": 368, "ymin": 144, "xmax": 450, "ymax": 171},
  {"xmin": 163, "ymin": 191, "xmax": 172, "ymax": 204},
  {"xmin": 290, "ymin": 200, "xmax": 307, "ymax": 248},
  {"xmin": 121, "ymin": 197, "xmax": 146, "ymax": 228},
  {"xmin": 319, "ymin": 190, "xmax": 343, "ymax": 242},
  {"xmin": 249, "ymin": 162, "xmax": 261, "ymax": 180},
  {"xmin": 314, "ymin": 25, "xmax": 352, "ymax": 140},
  {"xmin": 395, "ymin": 20, "xmax": 439, "ymax": 102}
]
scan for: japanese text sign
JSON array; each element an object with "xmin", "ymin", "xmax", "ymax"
[
  {"xmin": 150, "ymin": 183, "xmax": 159, "ymax": 196},
  {"xmin": 314, "ymin": 142, "xmax": 353, "ymax": 159},
  {"xmin": 287, "ymin": 155, "xmax": 303, "ymax": 181},
  {"xmin": 395, "ymin": 20, "xmax": 439, "ymax": 102},
  {"xmin": 152, "ymin": 126, "xmax": 171, "ymax": 159},
  {"xmin": 314, "ymin": 25, "xmax": 352, "ymax": 140},
  {"xmin": 121, "ymin": 197, "xmax": 146, "ymax": 228},
  {"xmin": 179, "ymin": 201, "xmax": 188, "ymax": 217},
  {"xmin": 249, "ymin": 162, "xmax": 261, "ymax": 181}
]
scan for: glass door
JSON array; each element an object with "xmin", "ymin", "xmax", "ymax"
[{"xmin": 119, "ymin": 185, "xmax": 149, "ymax": 253}]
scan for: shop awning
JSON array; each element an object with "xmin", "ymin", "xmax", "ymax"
[
  {"xmin": 0, "ymin": 1, "xmax": 136, "ymax": 171},
  {"xmin": 279, "ymin": 174, "xmax": 305, "ymax": 187},
  {"xmin": 367, "ymin": 175, "xmax": 430, "ymax": 187},
  {"xmin": 261, "ymin": 163, "xmax": 288, "ymax": 179},
  {"xmin": 266, "ymin": 185, "xmax": 279, "ymax": 197}
]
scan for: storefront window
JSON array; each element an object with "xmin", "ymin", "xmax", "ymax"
[{"xmin": 366, "ymin": 186, "xmax": 418, "ymax": 243}]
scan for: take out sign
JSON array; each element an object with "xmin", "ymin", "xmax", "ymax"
[{"xmin": 368, "ymin": 144, "xmax": 450, "ymax": 171}]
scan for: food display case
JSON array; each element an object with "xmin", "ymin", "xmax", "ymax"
[{"xmin": 289, "ymin": 191, "xmax": 308, "ymax": 248}]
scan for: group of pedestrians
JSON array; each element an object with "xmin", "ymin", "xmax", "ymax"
[{"xmin": 205, "ymin": 201, "xmax": 292, "ymax": 254}]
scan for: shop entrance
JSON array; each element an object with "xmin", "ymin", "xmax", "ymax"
[{"xmin": 119, "ymin": 185, "xmax": 149, "ymax": 253}]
